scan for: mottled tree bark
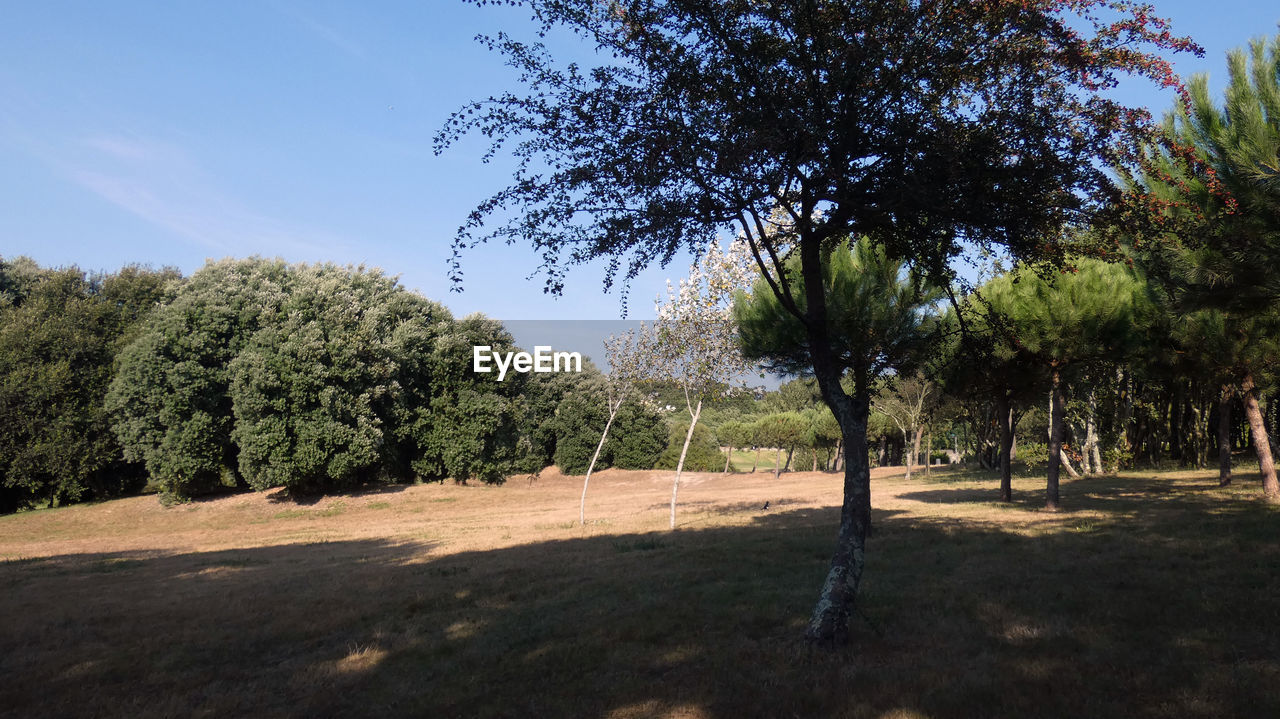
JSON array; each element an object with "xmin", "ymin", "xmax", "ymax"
[
  {"xmin": 1241, "ymin": 373, "xmax": 1279, "ymax": 502},
  {"xmin": 798, "ymin": 236, "xmax": 871, "ymax": 646},
  {"xmin": 1045, "ymin": 367, "xmax": 1065, "ymax": 511},
  {"xmin": 805, "ymin": 391, "xmax": 871, "ymax": 645}
]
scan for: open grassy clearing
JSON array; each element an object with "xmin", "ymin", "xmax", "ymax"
[{"xmin": 2, "ymin": 465, "xmax": 1278, "ymax": 718}]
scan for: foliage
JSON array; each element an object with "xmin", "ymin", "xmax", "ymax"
[
  {"xmin": 754, "ymin": 412, "xmax": 809, "ymax": 453},
  {"xmin": 715, "ymin": 420, "xmax": 757, "ymax": 454},
  {"xmin": 982, "ymin": 258, "xmax": 1153, "ymax": 372},
  {"xmin": 604, "ymin": 401, "xmax": 668, "ymax": 470},
  {"xmin": 736, "ymin": 238, "xmax": 940, "ymax": 389},
  {"xmin": 108, "ymin": 258, "xmax": 292, "ymax": 498},
  {"xmin": 655, "ymin": 421, "xmax": 726, "ymax": 473},
  {"xmin": 228, "ymin": 264, "xmax": 456, "ymax": 491},
  {"xmin": 0, "ymin": 260, "xmax": 178, "ymax": 512},
  {"xmin": 1016, "ymin": 442, "xmax": 1051, "ymax": 474},
  {"xmin": 1130, "ymin": 33, "xmax": 1280, "ymax": 313},
  {"xmin": 110, "ymin": 259, "xmax": 524, "ymax": 500}
]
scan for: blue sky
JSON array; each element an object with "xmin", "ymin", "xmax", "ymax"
[{"xmin": 2, "ymin": 1, "xmax": 1277, "ymax": 321}]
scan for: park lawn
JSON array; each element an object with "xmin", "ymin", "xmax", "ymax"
[{"xmin": 1, "ymin": 464, "xmax": 1277, "ymax": 718}]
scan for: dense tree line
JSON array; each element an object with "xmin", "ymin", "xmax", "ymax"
[
  {"xmin": 0, "ymin": 256, "xmax": 671, "ymax": 512},
  {"xmin": 0, "ymin": 259, "xmax": 179, "ymax": 512}
]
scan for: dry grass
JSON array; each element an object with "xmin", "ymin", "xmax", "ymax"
[{"xmin": 1, "ymin": 464, "xmax": 1278, "ymax": 718}]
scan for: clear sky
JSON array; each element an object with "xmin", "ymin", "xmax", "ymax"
[{"xmin": 2, "ymin": 1, "xmax": 1277, "ymax": 321}]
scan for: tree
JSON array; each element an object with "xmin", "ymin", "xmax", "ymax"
[
  {"xmin": 1130, "ymin": 34, "xmax": 1280, "ymax": 500},
  {"xmin": 442, "ymin": 0, "xmax": 1197, "ymax": 643},
  {"xmin": 872, "ymin": 373, "xmax": 937, "ymax": 481},
  {"xmin": 575, "ymin": 331, "xmax": 646, "ymax": 525},
  {"xmin": 227, "ymin": 264, "xmax": 456, "ymax": 492},
  {"xmin": 630, "ymin": 240, "xmax": 756, "ymax": 529},
  {"xmin": 108, "ymin": 258, "xmax": 292, "ymax": 499},
  {"xmin": 715, "ymin": 420, "xmax": 755, "ymax": 473},
  {"xmin": 981, "ymin": 259, "xmax": 1151, "ymax": 510},
  {"xmin": 0, "ymin": 260, "xmax": 177, "ymax": 512},
  {"xmin": 938, "ymin": 300, "xmax": 1046, "ymax": 501},
  {"xmin": 753, "ymin": 412, "xmax": 809, "ymax": 477}
]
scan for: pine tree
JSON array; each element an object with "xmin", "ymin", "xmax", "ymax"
[
  {"xmin": 1133, "ymin": 34, "xmax": 1280, "ymax": 501},
  {"xmin": 982, "ymin": 259, "xmax": 1151, "ymax": 510}
]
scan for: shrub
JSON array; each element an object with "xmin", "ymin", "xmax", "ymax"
[{"xmin": 656, "ymin": 421, "xmax": 727, "ymax": 472}]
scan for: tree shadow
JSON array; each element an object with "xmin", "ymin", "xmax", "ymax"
[
  {"xmin": 2, "ymin": 501, "xmax": 1277, "ymax": 718},
  {"xmin": 264, "ymin": 482, "xmax": 412, "ymax": 506}
]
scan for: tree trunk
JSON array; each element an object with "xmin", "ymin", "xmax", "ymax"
[
  {"xmin": 669, "ymin": 399, "xmax": 701, "ymax": 530},
  {"xmin": 805, "ymin": 391, "xmax": 871, "ymax": 645},
  {"xmin": 812, "ymin": 451, "xmax": 819, "ymax": 472},
  {"xmin": 995, "ymin": 392, "xmax": 1013, "ymax": 502},
  {"xmin": 1217, "ymin": 388, "xmax": 1233, "ymax": 486},
  {"xmin": 912, "ymin": 426, "xmax": 924, "ymax": 471},
  {"xmin": 1241, "ymin": 373, "xmax": 1279, "ymax": 502},
  {"xmin": 774, "ymin": 447, "xmax": 782, "ymax": 479},
  {"xmin": 784, "ymin": 446, "xmax": 794, "ymax": 472},
  {"xmin": 877, "ymin": 435, "xmax": 887, "ymax": 467},
  {"xmin": 752, "ymin": 446, "xmax": 760, "ymax": 472},
  {"xmin": 1117, "ymin": 367, "xmax": 1133, "ymax": 467},
  {"xmin": 796, "ymin": 235, "xmax": 871, "ymax": 646},
  {"xmin": 580, "ymin": 395, "xmax": 622, "ymax": 526},
  {"xmin": 723, "ymin": 447, "xmax": 732, "ymax": 473},
  {"xmin": 1087, "ymin": 387, "xmax": 1102, "ymax": 474},
  {"xmin": 1046, "ymin": 368, "xmax": 1065, "ymax": 511},
  {"xmin": 925, "ymin": 431, "xmax": 932, "ymax": 478}
]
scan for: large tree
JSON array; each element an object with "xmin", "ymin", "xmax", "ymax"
[
  {"xmin": 440, "ymin": 0, "xmax": 1197, "ymax": 643},
  {"xmin": 1130, "ymin": 33, "xmax": 1280, "ymax": 501}
]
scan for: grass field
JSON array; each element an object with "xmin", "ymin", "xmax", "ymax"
[{"xmin": 2, "ymin": 464, "xmax": 1278, "ymax": 718}]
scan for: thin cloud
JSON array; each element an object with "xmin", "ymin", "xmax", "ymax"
[{"xmin": 61, "ymin": 133, "xmax": 350, "ymax": 258}]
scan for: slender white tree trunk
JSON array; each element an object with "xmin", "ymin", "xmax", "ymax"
[
  {"xmin": 581, "ymin": 395, "xmax": 624, "ymax": 526},
  {"xmin": 670, "ymin": 399, "xmax": 702, "ymax": 529}
]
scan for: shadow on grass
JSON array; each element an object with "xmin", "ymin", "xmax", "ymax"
[
  {"xmin": 264, "ymin": 482, "xmax": 413, "ymax": 506},
  {"xmin": 2, "ymin": 494, "xmax": 1278, "ymax": 718}
]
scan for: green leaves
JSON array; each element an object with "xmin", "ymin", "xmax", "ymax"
[
  {"xmin": 979, "ymin": 259, "xmax": 1151, "ymax": 370},
  {"xmin": 0, "ymin": 259, "xmax": 176, "ymax": 512},
  {"xmin": 108, "ymin": 259, "xmax": 526, "ymax": 500},
  {"xmin": 734, "ymin": 237, "xmax": 939, "ymax": 393}
]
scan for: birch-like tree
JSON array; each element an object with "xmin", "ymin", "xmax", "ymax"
[
  {"xmin": 577, "ymin": 330, "xmax": 644, "ymax": 526},
  {"xmin": 638, "ymin": 239, "xmax": 756, "ymax": 529}
]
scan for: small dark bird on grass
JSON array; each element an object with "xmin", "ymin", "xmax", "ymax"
[{"xmin": 762, "ymin": 501, "xmax": 770, "ymax": 511}]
